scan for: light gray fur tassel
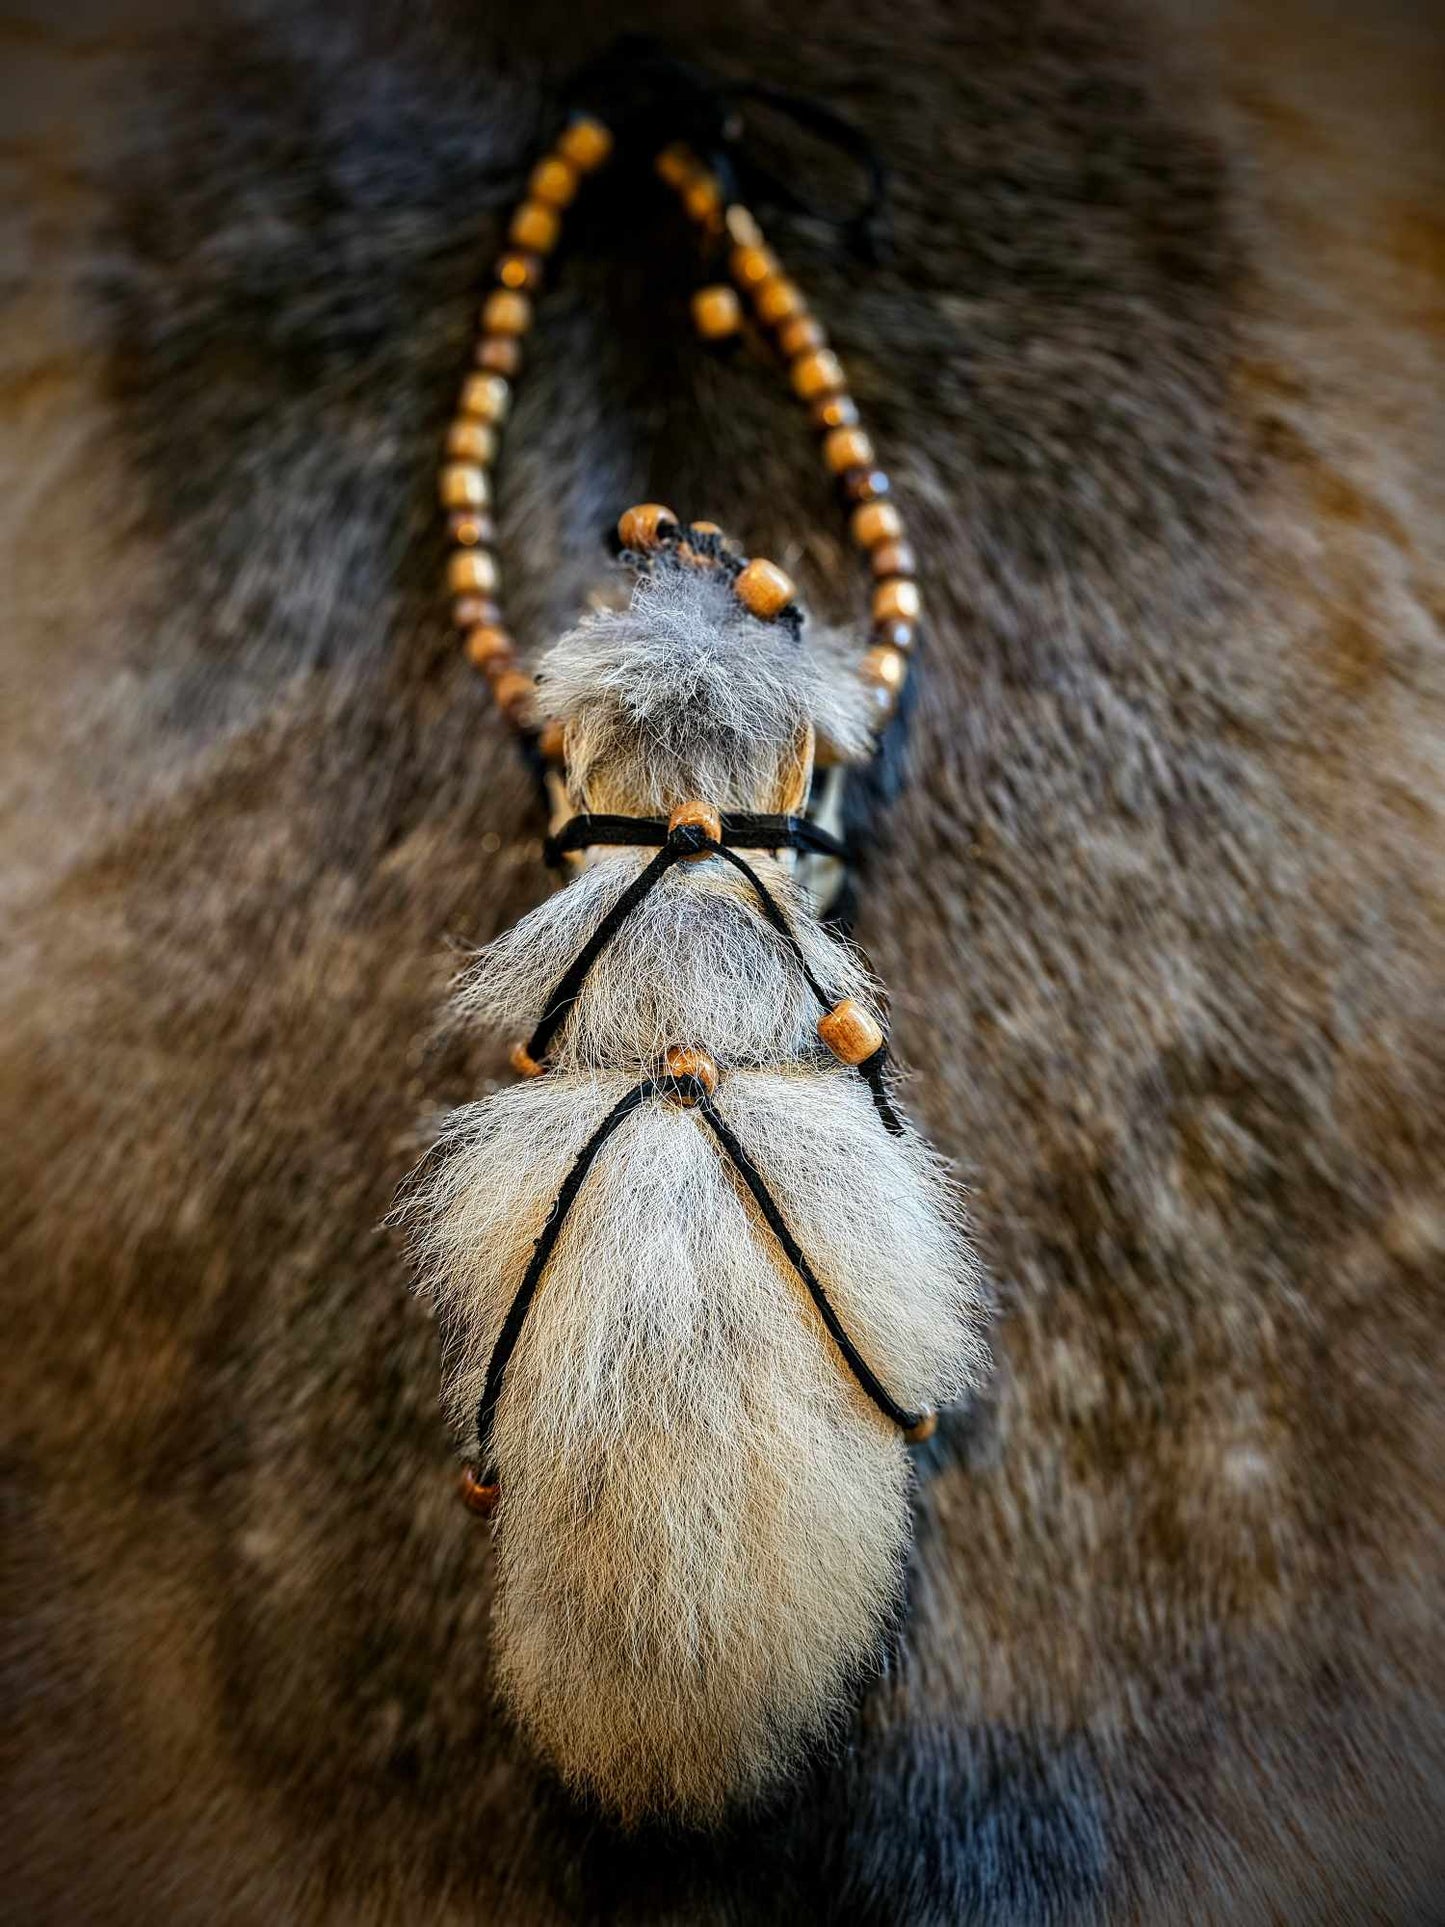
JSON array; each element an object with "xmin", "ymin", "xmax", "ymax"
[{"xmin": 401, "ymin": 558, "xmax": 989, "ymax": 1823}]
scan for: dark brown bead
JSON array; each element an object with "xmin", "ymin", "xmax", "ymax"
[
  {"xmin": 497, "ymin": 251, "xmax": 543, "ymax": 293},
  {"xmin": 453, "ymin": 595, "xmax": 501, "ymax": 630},
  {"xmin": 873, "ymin": 617, "xmax": 918, "ymax": 653},
  {"xmin": 841, "ymin": 466, "xmax": 892, "ymax": 505},
  {"xmin": 448, "ymin": 510, "xmax": 496, "ymax": 547},
  {"xmin": 475, "ymin": 335, "xmax": 522, "ymax": 377},
  {"xmin": 809, "ymin": 393, "xmax": 859, "ymax": 432},
  {"xmin": 870, "ymin": 541, "xmax": 917, "ymax": 579}
]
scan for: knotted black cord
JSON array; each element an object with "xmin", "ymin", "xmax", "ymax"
[
  {"xmin": 522, "ymin": 821, "xmax": 906, "ymax": 1134},
  {"xmin": 474, "ymin": 1070, "xmax": 923, "ymax": 1473},
  {"xmin": 543, "ymin": 811, "xmax": 848, "ymax": 869}
]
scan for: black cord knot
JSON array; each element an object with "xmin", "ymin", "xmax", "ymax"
[{"xmin": 666, "ymin": 821, "xmax": 716, "ymax": 857}]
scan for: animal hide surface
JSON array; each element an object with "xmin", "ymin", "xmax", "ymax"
[{"xmin": 2, "ymin": 0, "xmax": 1442, "ymax": 1920}]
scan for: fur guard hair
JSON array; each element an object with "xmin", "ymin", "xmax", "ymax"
[{"xmin": 3, "ymin": 0, "xmax": 1443, "ymax": 1919}]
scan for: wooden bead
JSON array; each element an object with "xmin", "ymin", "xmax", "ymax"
[
  {"xmin": 448, "ymin": 510, "xmax": 495, "ymax": 547},
  {"xmin": 755, "ymin": 277, "xmax": 805, "ymax": 327},
  {"xmin": 663, "ymin": 1045, "xmax": 719, "ymax": 1099},
  {"xmin": 537, "ymin": 719, "xmax": 567, "ymax": 764},
  {"xmin": 655, "ymin": 143, "xmax": 697, "ymax": 189},
  {"xmin": 453, "ymin": 594, "xmax": 500, "ymax": 630},
  {"xmin": 482, "ymin": 288, "xmax": 532, "ymax": 336},
  {"xmin": 679, "ymin": 519, "xmax": 725, "ymax": 565},
  {"xmin": 790, "ymin": 349, "xmax": 845, "ymax": 403},
  {"xmin": 692, "ymin": 285, "xmax": 742, "ymax": 341},
  {"xmin": 871, "ymin": 541, "xmax": 917, "ymax": 580},
  {"xmin": 459, "ymin": 372, "xmax": 510, "ymax": 423},
  {"xmin": 459, "ymin": 1466, "xmax": 501, "ymax": 1517},
  {"xmin": 557, "ymin": 114, "xmax": 613, "ymax": 173},
  {"xmin": 873, "ymin": 617, "xmax": 918, "ymax": 653},
  {"xmin": 440, "ymin": 463, "xmax": 490, "ymax": 509},
  {"xmin": 734, "ymin": 557, "xmax": 796, "ymax": 620},
  {"xmin": 682, "ymin": 175, "xmax": 723, "ymax": 227},
  {"xmin": 446, "ymin": 419, "xmax": 497, "ymax": 464},
  {"xmin": 824, "ymin": 425, "xmax": 875, "ymax": 474},
  {"xmin": 842, "ymin": 466, "xmax": 892, "ymax": 504},
  {"xmin": 510, "ymin": 1041, "xmax": 543, "ymax": 1078},
  {"xmin": 730, "ymin": 243, "xmax": 777, "ymax": 289},
  {"xmin": 873, "ymin": 577, "xmax": 921, "ymax": 624},
  {"xmin": 861, "ymin": 643, "xmax": 908, "ymax": 694},
  {"xmin": 850, "ymin": 500, "xmax": 903, "ymax": 550},
  {"xmin": 497, "ymin": 251, "xmax": 543, "ymax": 292},
  {"xmin": 529, "ymin": 154, "xmax": 579, "ymax": 209},
  {"xmin": 475, "ymin": 336, "xmax": 522, "ymax": 378},
  {"xmin": 492, "ymin": 668, "xmax": 534, "ymax": 717},
  {"xmin": 905, "ymin": 1410, "xmax": 939, "ymax": 1444},
  {"xmin": 464, "ymin": 624, "xmax": 514, "ymax": 669},
  {"xmin": 447, "ymin": 548, "xmax": 498, "ymax": 596},
  {"xmin": 817, "ymin": 997, "xmax": 885, "ymax": 1066},
  {"xmin": 617, "ymin": 502, "xmax": 678, "ymax": 550},
  {"xmin": 778, "ymin": 315, "xmax": 825, "ymax": 358},
  {"xmin": 668, "ymin": 799, "xmax": 722, "ymax": 855},
  {"xmin": 509, "ymin": 200, "xmax": 560, "ymax": 255},
  {"xmin": 810, "ymin": 393, "xmax": 859, "ymax": 432},
  {"xmin": 725, "ymin": 204, "xmax": 764, "ymax": 249}
]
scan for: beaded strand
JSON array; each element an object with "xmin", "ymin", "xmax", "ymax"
[{"xmin": 439, "ymin": 112, "xmax": 919, "ymax": 756}]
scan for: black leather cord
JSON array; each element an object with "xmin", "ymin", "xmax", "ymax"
[{"xmin": 544, "ymin": 811, "xmax": 848, "ymax": 869}]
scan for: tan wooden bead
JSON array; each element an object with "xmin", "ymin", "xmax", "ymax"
[
  {"xmin": 509, "ymin": 200, "xmax": 560, "ymax": 255},
  {"xmin": 810, "ymin": 393, "xmax": 859, "ymax": 432},
  {"xmin": 871, "ymin": 540, "xmax": 917, "ymax": 580},
  {"xmin": 440, "ymin": 463, "xmax": 490, "ymax": 509},
  {"xmin": 850, "ymin": 500, "xmax": 903, "ymax": 550},
  {"xmin": 730, "ymin": 243, "xmax": 777, "ymax": 289},
  {"xmin": 491, "ymin": 668, "xmax": 535, "ymax": 716},
  {"xmin": 734, "ymin": 557, "xmax": 796, "ymax": 620},
  {"xmin": 510, "ymin": 1041, "xmax": 544, "ymax": 1078},
  {"xmin": 692, "ymin": 285, "xmax": 742, "ymax": 341},
  {"xmin": 464, "ymin": 624, "xmax": 514, "ymax": 669},
  {"xmin": 655, "ymin": 143, "xmax": 697, "ymax": 189},
  {"xmin": 537, "ymin": 719, "xmax": 567, "ymax": 764},
  {"xmin": 448, "ymin": 510, "xmax": 495, "ymax": 547},
  {"xmin": 446, "ymin": 419, "xmax": 497, "ymax": 464},
  {"xmin": 725, "ymin": 203, "xmax": 764, "ymax": 249},
  {"xmin": 459, "ymin": 1466, "xmax": 501, "ymax": 1517},
  {"xmin": 617, "ymin": 502, "xmax": 679, "ymax": 550},
  {"xmin": 482, "ymin": 288, "xmax": 532, "ymax": 336},
  {"xmin": 905, "ymin": 1410, "xmax": 939, "ymax": 1444},
  {"xmin": 497, "ymin": 251, "xmax": 543, "ymax": 292},
  {"xmin": 754, "ymin": 277, "xmax": 805, "ymax": 327},
  {"xmin": 791, "ymin": 348, "xmax": 846, "ymax": 402},
  {"xmin": 861, "ymin": 643, "xmax": 908, "ymax": 694},
  {"xmin": 459, "ymin": 372, "xmax": 510, "ymax": 423},
  {"xmin": 663, "ymin": 1045, "xmax": 720, "ymax": 1099},
  {"xmin": 817, "ymin": 998, "xmax": 885, "ymax": 1066},
  {"xmin": 778, "ymin": 315, "xmax": 826, "ymax": 358},
  {"xmin": 873, "ymin": 577, "xmax": 921, "ymax": 624},
  {"xmin": 529, "ymin": 154, "xmax": 579, "ymax": 208},
  {"xmin": 683, "ymin": 175, "xmax": 723, "ymax": 226},
  {"xmin": 475, "ymin": 336, "xmax": 521, "ymax": 378},
  {"xmin": 557, "ymin": 115, "xmax": 613, "ymax": 172},
  {"xmin": 668, "ymin": 799, "xmax": 722, "ymax": 855},
  {"xmin": 448, "ymin": 549, "xmax": 499, "ymax": 597},
  {"xmin": 824, "ymin": 425, "xmax": 875, "ymax": 474}
]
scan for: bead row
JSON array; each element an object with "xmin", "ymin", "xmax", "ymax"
[
  {"xmin": 616, "ymin": 500, "xmax": 801, "ymax": 629},
  {"xmin": 654, "ymin": 144, "xmax": 919, "ymax": 724},
  {"xmin": 440, "ymin": 114, "xmax": 921, "ymax": 751},
  {"xmin": 441, "ymin": 113, "xmax": 616, "ymax": 743}
]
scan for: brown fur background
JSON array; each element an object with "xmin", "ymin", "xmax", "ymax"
[{"xmin": 2, "ymin": 0, "xmax": 1443, "ymax": 1918}]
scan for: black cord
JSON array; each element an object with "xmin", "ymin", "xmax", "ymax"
[
  {"xmin": 473, "ymin": 1072, "xmax": 923, "ymax": 1472},
  {"xmin": 544, "ymin": 811, "xmax": 848, "ymax": 869}
]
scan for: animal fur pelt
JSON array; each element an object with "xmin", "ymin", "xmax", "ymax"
[
  {"xmin": 401, "ymin": 560, "xmax": 988, "ymax": 1819},
  {"xmin": 3, "ymin": 0, "xmax": 1443, "ymax": 1921}
]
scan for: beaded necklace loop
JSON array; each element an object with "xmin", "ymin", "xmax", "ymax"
[{"xmin": 440, "ymin": 103, "xmax": 920, "ymax": 764}]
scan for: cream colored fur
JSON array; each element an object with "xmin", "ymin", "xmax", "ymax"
[{"xmin": 404, "ymin": 560, "xmax": 990, "ymax": 1821}]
